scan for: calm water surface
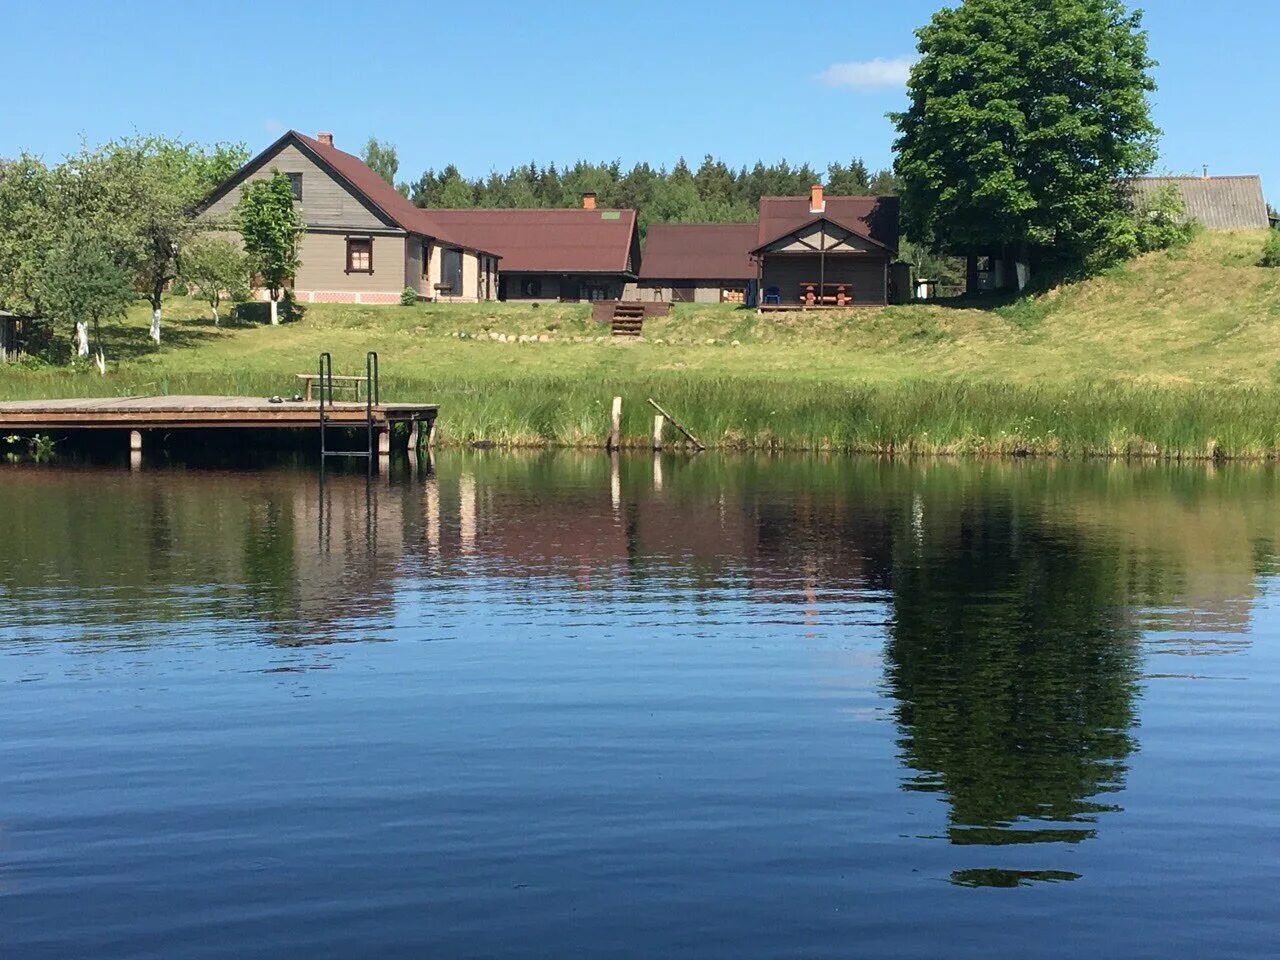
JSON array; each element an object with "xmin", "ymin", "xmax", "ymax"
[{"xmin": 1, "ymin": 453, "xmax": 1278, "ymax": 958}]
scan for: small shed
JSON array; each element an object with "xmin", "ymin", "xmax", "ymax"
[{"xmin": 1, "ymin": 310, "xmax": 29, "ymax": 363}]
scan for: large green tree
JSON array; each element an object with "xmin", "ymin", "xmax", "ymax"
[
  {"xmin": 236, "ymin": 171, "xmax": 303, "ymax": 326},
  {"xmin": 891, "ymin": 0, "xmax": 1159, "ymax": 279}
]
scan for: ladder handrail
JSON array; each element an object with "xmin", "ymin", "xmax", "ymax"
[{"xmin": 318, "ymin": 350, "xmax": 380, "ymax": 461}]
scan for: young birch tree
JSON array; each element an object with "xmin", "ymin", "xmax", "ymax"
[
  {"xmin": 179, "ymin": 236, "xmax": 249, "ymax": 325},
  {"xmin": 38, "ymin": 229, "xmax": 135, "ymax": 374},
  {"xmin": 236, "ymin": 171, "xmax": 303, "ymax": 325}
]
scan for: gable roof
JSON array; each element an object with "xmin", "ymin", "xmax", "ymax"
[
  {"xmin": 200, "ymin": 131, "xmax": 500, "ymax": 257},
  {"xmin": 1129, "ymin": 175, "xmax": 1269, "ymax": 230},
  {"xmin": 639, "ymin": 223, "xmax": 758, "ymax": 281},
  {"xmin": 756, "ymin": 195, "xmax": 900, "ymax": 254},
  {"xmin": 422, "ymin": 208, "xmax": 639, "ymax": 274}
]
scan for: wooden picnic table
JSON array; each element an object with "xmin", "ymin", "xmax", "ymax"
[
  {"xmin": 800, "ymin": 282, "xmax": 852, "ymax": 307},
  {"xmin": 296, "ymin": 373, "xmax": 367, "ymax": 402}
]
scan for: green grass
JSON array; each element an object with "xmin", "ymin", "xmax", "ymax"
[{"xmin": 4, "ymin": 230, "xmax": 1280, "ymax": 458}]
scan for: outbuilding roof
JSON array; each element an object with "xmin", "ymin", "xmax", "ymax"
[
  {"xmin": 638, "ymin": 223, "xmax": 758, "ymax": 281},
  {"xmin": 1129, "ymin": 175, "xmax": 1269, "ymax": 230},
  {"xmin": 756, "ymin": 195, "xmax": 900, "ymax": 253},
  {"xmin": 422, "ymin": 208, "xmax": 640, "ymax": 274}
]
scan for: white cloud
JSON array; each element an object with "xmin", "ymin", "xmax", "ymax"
[{"xmin": 818, "ymin": 57, "xmax": 915, "ymax": 91}]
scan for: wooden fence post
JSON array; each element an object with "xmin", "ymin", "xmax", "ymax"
[
  {"xmin": 608, "ymin": 396, "xmax": 622, "ymax": 451},
  {"xmin": 652, "ymin": 414, "xmax": 665, "ymax": 451}
]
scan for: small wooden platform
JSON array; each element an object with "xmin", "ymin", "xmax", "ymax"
[{"xmin": 0, "ymin": 395, "xmax": 438, "ymax": 457}]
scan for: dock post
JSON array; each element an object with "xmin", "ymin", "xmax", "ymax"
[
  {"xmin": 608, "ymin": 396, "xmax": 622, "ymax": 451},
  {"xmin": 652, "ymin": 414, "xmax": 665, "ymax": 451},
  {"xmin": 377, "ymin": 426, "xmax": 391, "ymax": 457},
  {"xmin": 129, "ymin": 430, "xmax": 143, "ymax": 471}
]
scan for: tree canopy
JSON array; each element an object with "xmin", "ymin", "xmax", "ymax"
[
  {"xmin": 407, "ymin": 156, "xmax": 899, "ymax": 233},
  {"xmin": 361, "ymin": 137, "xmax": 402, "ymax": 192},
  {"xmin": 892, "ymin": 0, "xmax": 1159, "ymax": 276}
]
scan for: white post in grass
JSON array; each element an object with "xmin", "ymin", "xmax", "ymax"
[{"xmin": 609, "ymin": 396, "xmax": 623, "ymax": 451}]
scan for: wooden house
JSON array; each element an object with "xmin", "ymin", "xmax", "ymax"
[{"xmin": 200, "ymin": 131, "xmax": 501, "ymax": 304}]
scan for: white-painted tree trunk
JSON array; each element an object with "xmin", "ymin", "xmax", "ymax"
[
  {"xmin": 150, "ymin": 308, "xmax": 162, "ymax": 344},
  {"xmin": 211, "ymin": 304, "xmax": 220, "ymax": 326},
  {"xmin": 269, "ymin": 297, "xmax": 279, "ymax": 326},
  {"xmin": 76, "ymin": 322, "xmax": 89, "ymax": 358},
  {"xmin": 95, "ymin": 349, "xmax": 106, "ymax": 376}
]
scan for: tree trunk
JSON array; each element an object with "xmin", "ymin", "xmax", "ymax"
[
  {"xmin": 211, "ymin": 303, "xmax": 220, "ymax": 326},
  {"xmin": 95, "ymin": 349, "xmax": 106, "ymax": 377},
  {"xmin": 75, "ymin": 322, "xmax": 89, "ymax": 358},
  {"xmin": 149, "ymin": 283, "xmax": 165, "ymax": 344},
  {"xmin": 269, "ymin": 295, "xmax": 279, "ymax": 326}
]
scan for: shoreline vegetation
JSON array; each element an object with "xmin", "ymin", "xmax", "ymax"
[{"xmin": 3, "ymin": 232, "xmax": 1279, "ymax": 461}]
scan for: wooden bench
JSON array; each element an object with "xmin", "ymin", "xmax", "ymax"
[
  {"xmin": 296, "ymin": 373, "xmax": 367, "ymax": 402},
  {"xmin": 800, "ymin": 282, "xmax": 852, "ymax": 307}
]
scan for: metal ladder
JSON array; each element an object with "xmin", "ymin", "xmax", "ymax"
[{"xmin": 319, "ymin": 351, "xmax": 379, "ymax": 460}]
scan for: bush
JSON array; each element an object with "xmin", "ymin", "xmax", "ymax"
[
  {"xmin": 1261, "ymin": 230, "xmax": 1280, "ymax": 268},
  {"xmin": 400, "ymin": 287, "xmax": 418, "ymax": 306},
  {"xmin": 232, "ymin": 301, "xmax": 270, "ymax": 324},
  {"xmin": 1134, "ymin": 184, "xmax": 1199, "ymax": 254},
  {"xmin": 279, "ymin": 289, "xmax": 306, "ymax": 323}
]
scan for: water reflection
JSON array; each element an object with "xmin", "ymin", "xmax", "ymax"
[{"xmin": 0, "ymin": 453, "xmax": 1273, "ymax": 908}]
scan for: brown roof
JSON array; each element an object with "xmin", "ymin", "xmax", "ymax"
[
  {"xmin": 200, "ymin": 131, "xmax": 500, "ymax": 258},
  {"xmin": 638, "ymin": 223, "xmax": 758, "ymax": 281},
  {"xmin": 1129, "ymin": 175, "xmax": 1269, "ymax": 230},
  {"xmin": 756, "ymin": 195, "xmax": 900, "ymax": 253},
  {"xmin": 420, "ymin": 208, "xmax": 639, "ymax": 274},
  {"xmin": 291, "ymin": 133, "xmax": 505, "ymax": 257}
]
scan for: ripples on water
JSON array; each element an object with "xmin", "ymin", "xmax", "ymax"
[{"xmin": 1, "ymin": 454, "xmax": 1278, "ymax": 959}]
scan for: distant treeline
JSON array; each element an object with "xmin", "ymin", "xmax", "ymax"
[{"xmin": 397, "ymin": 156, "xmax": 900, "ymax": 229}]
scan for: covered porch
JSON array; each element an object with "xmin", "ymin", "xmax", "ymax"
[{"xmin": 752, "ymin": 217, "xmax": 892, "ymax": 309}]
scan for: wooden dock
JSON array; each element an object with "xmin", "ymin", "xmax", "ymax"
[{"xmin": 0, "ymin": 395, "xmax": 437, "ymax": 456}]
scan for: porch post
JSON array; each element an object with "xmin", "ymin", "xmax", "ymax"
[{"xmin": 819, "ymin": 224, "xmax": 826, "ymax": 307}]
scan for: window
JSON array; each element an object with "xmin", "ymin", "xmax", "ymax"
[
  {"xmin": 346, "ymin": 237, "xmax": 373, "ymax": 274},
  {"xmin": 287, "ymin": 172, "xmax": 303, "ymax": 201}
]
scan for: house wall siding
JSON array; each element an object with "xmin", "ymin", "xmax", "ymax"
[
  {"xmin": 292, "ymin": 232, "xmax": 407, "ymax": 301},
  {"xmin": 760, "ymin": 254, "xmax": 888, "ymax": 305},
  {"xmin": 203, "ymin": 143, "xmax": 390, "ymax": 231}
]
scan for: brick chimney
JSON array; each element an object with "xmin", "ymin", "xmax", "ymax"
[
  {"xmin": 810, "ymin": 184, "xmax": 825, "ymax": 214},
  {"xmin": 317, "ymin": 131, "xmax": 334, "ymax": 147},
  {"xmin": 582, "ymin": 192, "xmax": 598, "ymax": 210}
]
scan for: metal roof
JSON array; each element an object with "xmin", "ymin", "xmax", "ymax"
[
  {"xmin": 422, "ymin": 208, "xmax": 639, "ymax": 274},
  {"xmin": 1130, "ymin": 176, "xmax": 1269, "ymax": 230},
  {"xmin": 638, "ymin": 223, "xmax": 758, "ymax": 281}
]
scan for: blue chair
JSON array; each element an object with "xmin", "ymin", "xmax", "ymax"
[{"xmin": 763, "ymin": 286, "xmax": 782, "ymax": 305}]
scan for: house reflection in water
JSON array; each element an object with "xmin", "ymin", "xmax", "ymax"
[{"xmin": 1, "ymin": 452, "xmax": 1273, "ymax": 889}]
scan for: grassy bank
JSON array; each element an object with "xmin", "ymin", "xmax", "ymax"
[{"xmin": 2, "ymin": 231, "xmax": 1279, "ymax": 458}]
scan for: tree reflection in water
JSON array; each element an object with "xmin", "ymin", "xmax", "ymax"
[{"xmin": 883, "ymin": 497, "xmax": 1141, "ymax": 884}]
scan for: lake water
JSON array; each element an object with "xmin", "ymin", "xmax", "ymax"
[{"xmin": 1, "ymin": 453, "xmax": 1278, "ymax": 958}]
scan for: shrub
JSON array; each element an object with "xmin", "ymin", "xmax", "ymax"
[
  {"xmin": 1134, "ymin": 184, "xmax": 1199, "ymax": 254},
  {"xmin": 400, "ymin": 287, "xmax": 418, "ymax": 306},
  {"xmin": 279, "ymin": 289, "xmax": 306, "ymax": 322},
  {"xmin": 1261, "ymin": 230, "xmax": 1280, "ymax": 268}
]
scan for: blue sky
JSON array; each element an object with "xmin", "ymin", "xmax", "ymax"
[{"xmin": 2, "ymin": 0, "xmax": 1275, "ymax": 204}]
